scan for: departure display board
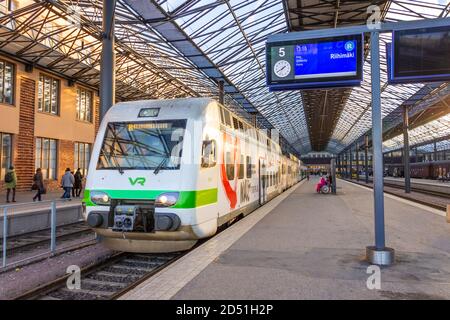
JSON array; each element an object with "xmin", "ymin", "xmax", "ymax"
[
  {"xmin": 388, "ymin": 26, "xmax": 450, "ymax": 84},
  {"xmin": 266, "ymin": 34, "xmax": 363, "ymax": 90}
]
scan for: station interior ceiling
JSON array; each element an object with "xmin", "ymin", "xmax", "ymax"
[{"xmin": 0, "ymin": 0, "xmax": 449, "ymax": 157}]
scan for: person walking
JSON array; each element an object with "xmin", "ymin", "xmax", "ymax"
[
  {"xmin": 5, "ymin": 165, "xmax": 17, "ymax": 203},
  {"xmin": 73, "ymin": 168, "xmax": 83, "ymax": 197},
  {"xmin": 32, "ymin": 168, "xmax": 45, "ymax": 202},
  {"xmin": 61, "ymin": 168, "xmax": 75, "ymax": 200}
]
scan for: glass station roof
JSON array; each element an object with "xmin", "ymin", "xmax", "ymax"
[
  {"xmin": 383, "ymin": 114, "xmax": 450, "ymax": 152},
  {"xmin": 0, "ymin": 0, "xmax": 448, "ymax": 156},
  {"xmin": 150, "ymin": 0, "xmax": 310, "ymax": 154},
  {"xmin": 328, "ymin": 0, "xmax": 450, "ymax": 154}
]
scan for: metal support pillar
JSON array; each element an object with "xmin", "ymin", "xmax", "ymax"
[
  {"xmin": 100, "ymin": 0, "xmax": 116, "ymax": 120},
  {"xmin": 337, "ymin": 155, "xmax": 341, "ymax": 177},
  {"xmin": 349, "ymin": 149, "xmax": 352, "ymax": 179},
  {"xmin": 365, "ymin": 135, "xmax": 369, "ymax": 184},
  {"xmin": 356, "ymin": 144, "xmax": 360, "ymax": 181},
  {"xmin": 218, "ymin": 80, "xmax": 224, "ymax": 105},
  {"xmin": 366, "ymin": 31, "xmax": 394, "ymax": 265},
  {"xmin": 50, "ymin": 201, "xmax": 57, "ymax": 253},
  {"xmin": 331, "ymin": 158, "xmax": 337, "ymax": 194},
  {"xmin": 434, "ymin": 141, "xmax": 437, "ymax": 161},
  {"xmin": 403, "ymin": 106, "xmax": 411, "ymax": 193},
  {"xmin": 2, "ymin": 208, "xmax": 7, "ymax": 268}
]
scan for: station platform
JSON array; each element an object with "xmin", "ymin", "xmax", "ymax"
[
  {"xmin": 0, "ymin": 190, "xmax": 83, "ymax": 206},
  {"xmin": 121, "ymin": 177, "xmax": 450, "ymax": 300},
  {"xmin": 0, "ymin": 190, "xmax": 83, "ymax": 237},
  {"xmin": 384, "ymin": 177, "xmax": 450, "ymax": 186}
]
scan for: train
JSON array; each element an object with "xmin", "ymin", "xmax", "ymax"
[
  {"xmin": 384, "ymin": 160, "xmax": 450, "ymax": 179},
  {"xmin": 82, "ymin": 98, "xmax": 303, "ymax": 253}
]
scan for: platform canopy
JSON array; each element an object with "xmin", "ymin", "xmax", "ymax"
[{"xmin": 0, "ymin": 0, "xmax": 448, "ymax": 156}]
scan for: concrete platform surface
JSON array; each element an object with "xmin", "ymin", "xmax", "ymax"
[{"xmin": 123, "ymin": 178, "xmax": 450, "ymax": 300}]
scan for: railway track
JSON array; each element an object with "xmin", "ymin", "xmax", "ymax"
[
  {"xmin": 344, "ymin": 179, "xmax": 448, "ymax": 211},
  {"xmin": 15, "ymin": 251, "xmax": 183, "ymax": 300},
  {"xmin": 0, "ymin": 221, "xmax": 93, "ymax": 256}
]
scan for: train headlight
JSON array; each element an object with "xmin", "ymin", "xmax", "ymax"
[
  {"xmin": 90, "ymin": 191, "xmax": 111, "ymax": 205},
  {"xmin": 155, "ymin": 192, "xmax": 179, "ymax": 207}
]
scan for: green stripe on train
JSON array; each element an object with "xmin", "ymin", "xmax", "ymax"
[{"xmin": 83, "ymin": 188, "xmax": 218, "ymax": 209}]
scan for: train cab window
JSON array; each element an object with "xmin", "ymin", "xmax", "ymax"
[
  {"xmin": 246, "ymin": 156, "xmax": 252, "ymax": 178},
  {"xmin": 226, "ymin": 152, "xmax": 235, "ymax": 180},
  {"xmin": 232, "ymin": 117, "xmax": 239, "ymax": 130},
  {"xmin": 223, "ymin": 109, "xmax": 232, "ymax": 127},
  {"xmin": 201, "ymin": 140, "xmax": 216, "ymax": 168},
  {"xmin": 238, "ymin": 155, "xmax": 245, "ymax": 179}
]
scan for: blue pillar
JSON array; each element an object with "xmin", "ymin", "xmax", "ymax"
[
  {"xmin": 100, "ymin": 0, "xmax": 116, "ymax": 120},
  {"xmin": 366, "ymin": 31, "xmax": 394, "ymax": 265}
]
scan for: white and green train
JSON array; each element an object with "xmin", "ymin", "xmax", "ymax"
[{"xmin": 83, "ymin": 98, "xmax": 302, "ymax": 252}]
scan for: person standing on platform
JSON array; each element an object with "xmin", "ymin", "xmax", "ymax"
[
  {"xmin": 5, "ymin": 165, "xmax": 17, "ymax": 203},
  {"xmin": 61, "ymin": 168, "xmax": 75, "ymax": 200},
  {"xmin": 32, "ymin": 168, "xmax": 45, "ymax": 202},
  {"xmin": 73, "ymin": 168, "xmax": 83, "ymax": 198}
]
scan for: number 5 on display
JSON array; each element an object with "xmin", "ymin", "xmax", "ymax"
[{"xmin": 279, "ymin": 48, "xmax": 285, "ymax": 57}]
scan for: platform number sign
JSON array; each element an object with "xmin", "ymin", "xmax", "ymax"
[{"xmin": 270, "ymin": 46, "xmax": 294, "ymax": 81}]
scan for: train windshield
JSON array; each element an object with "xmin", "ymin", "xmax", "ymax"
[{"xmin": 97, "ymin": 120, "xmax": 187, "ymax": 171}]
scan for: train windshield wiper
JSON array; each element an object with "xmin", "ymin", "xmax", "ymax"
[{"xmin": 153, "ymin": 157, "xmax": 168, "ymax": 175}]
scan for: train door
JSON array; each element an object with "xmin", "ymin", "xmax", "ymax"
[{"xmin": 259, "ymin": 160, "xmax": 267, "ymax": 205}]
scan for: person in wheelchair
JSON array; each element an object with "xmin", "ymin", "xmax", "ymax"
[{"xmin": 316, "ymin": 176, "xmax": 328, "ymax": 193}]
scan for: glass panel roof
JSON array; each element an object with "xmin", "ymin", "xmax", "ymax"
[
  {"xmin": 154, "ymin": 0, "xmax": 311, "ymax": 154},
  {"xmin": 383, "ymin": 114, "xmax": 450, "ymax": 152},
  {"xmin": 328, "ymin": 0, "xmax": 450, "ymax": 154},
  {"xmin": 1, "ymin": 0, "xmax": 448, "ymax": 156}
]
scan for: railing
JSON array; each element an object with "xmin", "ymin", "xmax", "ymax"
[{"xmin": 1, "ymin": 199, "xmax": 86, "ymax": 269}]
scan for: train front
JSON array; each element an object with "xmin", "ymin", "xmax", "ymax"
[{"xmin": 82, "ymin": 101, "xmax": 206, "ymax": 253}]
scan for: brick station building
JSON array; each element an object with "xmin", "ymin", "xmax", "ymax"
[{"xmin": 0, "ymin": 54, "xmax": 100, "ymax": 192}]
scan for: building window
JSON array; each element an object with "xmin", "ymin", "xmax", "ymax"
[
  {"xmin": 74, "ymin": 142, "xmax": 90, "ymax": 176},
  {"xmin": 0, "ymin": 59, "xmax": 14, "ymax": 105},
  {"xmin": 38, "ymin": 74, "xmax": 59, "ymax": 115},
  {"xmin": 0, "ymin": 133, "xmax": 12, "ymax": 179},
  {"xmin": 76, "ymin": 88, "xmax": 92, "ymax": 122},
  {"xmin": 35, "ymin": 137, "xmax": 57, "ymax": 179}
]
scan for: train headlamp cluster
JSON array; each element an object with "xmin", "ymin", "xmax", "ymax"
[
  {"xmin": 90, "ymin": 191, "xmax": 111, "ymax": 205},
  {"xmin": 155, "ymin": 192, "xmax": 179, "ymax": 207}
]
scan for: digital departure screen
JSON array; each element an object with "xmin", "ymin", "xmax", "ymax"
[
  {"xmin": 294, "ymin": 40, "xmax": 358, "ymax": 79},
  {"xmin": 389, "ymin": 26, "xmax": 450, "ymax": 84},
  {"xmin": 266, "ymin": 34, "xmax": 363, "ymax": 90}
]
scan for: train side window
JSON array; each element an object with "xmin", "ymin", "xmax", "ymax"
[
  {"xmin": 226, "ymin": 152, "xmax": 234, "ymax": 180},
  {"xmin": 223, "ymin": 110, "xmax": 232, "ymax": 127},
  {"xmin": 246, "ymin": 156, "xmax": 252, "ymax": 178},
  {"xmin": 201, "ymin": 140, "xmax": 216, "ymax": 168},
  {"xmin": 232, "ymin": 117, "xmax": 239, "ymax": 130},
  {"xmin": 238, "ymin": 154, "xmax": 245, "ymax": 179},
  {"xmin": 219, "ymin": 108, "xmax": 225, "ymax": 125}
]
